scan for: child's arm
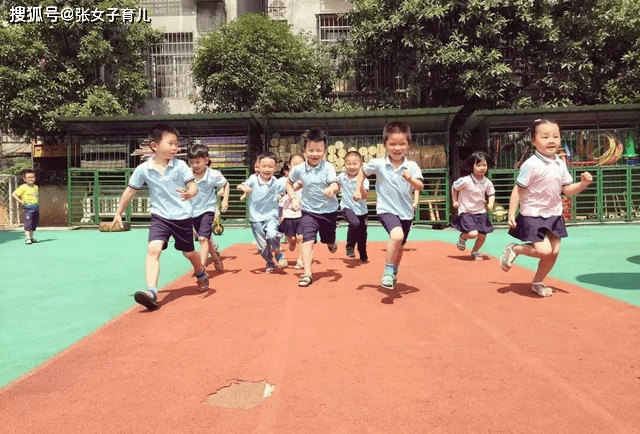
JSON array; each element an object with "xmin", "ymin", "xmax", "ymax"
[
  {"xmin": 177, "ymin": 180, "xmax": 198, "ymax": 201},
  {"xmin": 562, "ymin": 172, "xmax": 593, "ymax": 196},
  {"xmin": 220, "ymin": 182, "xmax": 230, "ymax": 212},
  {"xmin": 451, "ymin": 186, "xmax": 459, "ymax": 209},
  {"xmin": 354, "ymin": 168, "xmax": 366, "ymax": 201},
  {"xmin": 486, "ymin": 194, "xmax": 495, "ymax": 211},
  {"xmin": 285, "ymin": 179, "xmax": 299, "ymax": 210},
  {"xmin": 413, "ymin": 189, "xmax": 419, "ymax": 210},
  {"xmin": 110, "ymin": 187, "xmax": 138, "ymax": 229},
  {"xmin": 238, "ymin": 183, "xmax": 252, "ymax": 201},
  {"xmin": 11, "ymin": 192, "xmax": 23, "ymax": 206},
  {"xmin": 402, "ymin": 169, "xmax": 423, "ymax": 191},
  {"xmin": 507, "ymin": 185, "xmax": 524, "ymax": 228},
  {"xmin": 322, "ymin": 182, "xmax": 339, "ymax": 198}
]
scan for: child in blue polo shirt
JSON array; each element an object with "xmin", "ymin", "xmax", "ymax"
[
  {"xmin": 188, "ymin": 144, "xmax": 229, "ymax": 271},
  {"xmin": 337, "ymin": 151, "xmax": 369, "ymax": 262},
  {"xmin": 286, "ymin": 127, "xmax": 340, "ymax": 287},
  {"xmin": 238, "ymin": 152, "xmax": 288, "ymax": 273},
  {"xmin": 355, "ymin": 121, "xmax": 424, "ymax": 289},
  {"xmin": 110, "ymin": 124, "xmax": 209, "ymax": 310}
]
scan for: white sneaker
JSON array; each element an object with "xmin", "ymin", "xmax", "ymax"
[
  {"xmin": 532, "ymin": 283, "xmax": 552, "ymax": 297},
  {"xmin": 471, "ymin": 251, "xmax": 484, "ymax": 261},
  {"xmin": 500, "ymin": 243, "xmax": 517, "ymax": 271},
  {"xmin": 456, "ymin": 236, "xmax": 466, "ymax": 251}
]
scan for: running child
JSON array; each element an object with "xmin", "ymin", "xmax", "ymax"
[
  {"xmin": 238, "ymin": 152, "xmax": 288, "ymax": 273},
  {"xmin": 110, "ymin": 124, "xmax": 209, "ymax": 310},
  {"xmin": 278, "ymin": 153, "xmax": 305, "ymax": 269},
  {"xmin": 12, "ymin": 169, "xmax": 39, "ymax": 245},
  {"xmin": 355, "ymin": 121, "xmax": 424, "ymax": 289},
  {"xmin": 500, "ymin": 118, "xmax": 593, "ymax": 297},
  {"xmin": 287, "ymin": 127, "xmax": 339, "ymax": 287},
  {"xmin": 188, "ymin": 144, "xmax": 229, "ymax": 271},
  {"xmin": 451, "ymin": 151, "xmax": 496, "ymax": 260},
  {"xmin": 337, "ymin": 151, "xmax": 369, "ymax": 262}
]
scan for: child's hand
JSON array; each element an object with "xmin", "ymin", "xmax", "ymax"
[
  {"xmin": 217, "ymin": 189, "xmax": 225, "ymax": 197},
  {"xmin": 322, "ymin": 186, "xmax": 335, "ymax": 198},
  {"xmin": 507, "ymin": 215, "xmax": 517, "ymax": 229},
  {"xmin": 401, "ymin": 170, "xmax": 412, "ymax": 181},
  {"xmin": 353, "ymin": 191, "xmax": 362, "ymax": 201},
  {"xmin": 176, "ymin": 188, "xmax": 192, "ymax": 201},
  {"xmin": 109, "ymin": 214, "xmax": 123, "ymax": 230},
  {"xmin": 291, "ymin": 197, "xmax": 300, "ymax": 211},
  {"xmin": 412, "ymin": 201, "xmax": 418, "ymax": 210},
  {"xmin": 452, "ymin": 200, "xmax": 459, "ymax": 209},
  {"xmin": 486, "ymin": 203, "xmax": 494, "ymax": 211},
  {"xmin": 221, "ymin": 199, "xmax": 229, "ymax": 213},
  {"xmin": 580, "ymin": 172, "xmax": 593, "ymax": 184}
]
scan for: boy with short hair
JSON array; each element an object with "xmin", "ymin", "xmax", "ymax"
[
  {"xmin": 238, "ymin": 152, "xmax": 288, "ymax": 273},
  {"xmin": 188, "ymin": 143, "xmax": 229, "ymax": 271},
  {"xmin": 110, "ymin": 124, "xmax": 209, "ymax": 310},
  {"xmin": 12, "ymin": 169, "xmax": 39, "ymax": 244},
  {"xmin": 355, "ymin": 121, "xmax": 424, "ymax": 289},
  {"xmin": 337, "ymin": 151, "xmax": 369, "ymax": 262},
  {"xmin": 287, "ymin": 127, "xmax": 340, "ymax": 287}
]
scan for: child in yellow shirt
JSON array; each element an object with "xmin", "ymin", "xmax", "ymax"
[{"xmin": 12, "ymin": 169, "xmax": 39, "ymax": 244}]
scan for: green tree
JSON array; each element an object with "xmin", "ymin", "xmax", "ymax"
[
  {"xmin": 339, "ymin": 0, "xmax": 640, "ymax": 110},
  {"xmin": 191, "ymin": 13, "xmax": 334, "ymax": 114},
  {"xmin": 0, "ymin": 0, "xmax": 161, "ymax": 140}
]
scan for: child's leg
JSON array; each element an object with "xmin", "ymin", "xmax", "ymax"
[
  {"xmin": 386, "ymin": 227, "xmax": 405, "ymax": 266},
  {"xmin": 198, "ymin": 238, "xmax": 209, "ymax": 268},
  {"xmin": 461, "ymin": 230, "xmax": 478, "ymax": 241},
  {"xmin": 265, "ymin": 217, "xmax": 287, "ymax": 267},
  {"xmin": 251, "ymin": 221, "xmax": 274, "ymax": 267},
  {"xmin": 301, "ymin": 240, "xmax": 314, "ymax": 276},
  {"xmin": 296, "ymin": 234, "xmax": 304, "ymax": 267},
  {"xmin": 207, "ymin": 238, "xmax": 224, "ymax": 270},
  {"xmin": 471, "ymin": 233, "xmax": 486, "ymax": 254},
  {"xmin": 357, "ymin": 214, "xmax": 368, "ymax": 261},
  {"xmin": 145, "ymin": 240, "xmax": 165, "ymax": 289},
  {"xmin": 342, "ymin": 209, "xmax": 358, "ymax": 251},
  {"xmin": 531, "ymin": 233, "xmax": 561, "ymax": 283}
]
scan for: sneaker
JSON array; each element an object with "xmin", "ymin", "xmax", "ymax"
[
  {"xmin": 328, "ymin": 243, "xmax": 338, "ymax": 254},
  {"xmin": 275, "ymin": 252, "xmax": 288, "ymax": 268},
  {"xmin": 471, "ymin": 251, "xmax": 484, "ymax": 261},
  {"xmin": 360, "ymin": 254, "xmax": 369, "ymax": 263},
  {"xmin": 532, "ymin": 282, "xmax": 552, "ymax": 297},
  {"xmin": 500, "ymin": 243, "xmax": 517, "ymax": 271},
  {"xmin": 25, "ymin": 238, "xmax": 32, "ymax": 245},
  {"xmin": 381, "ymin": 273, "xmax": 395, "ymax": 289},
  {"xmin": 346, "ymin": 247, "xmax": 355, "ymax": 258},
  {"xmin": 266, "ymin": 266, "xmax": 276, "ymax": 274},
  {"xmin": 294, "ymin": 260, "xmax": 304, "ymax": 269},
  {"xmin": 456, "ymin": 235, "xmax": 466, "ymax": 251}
]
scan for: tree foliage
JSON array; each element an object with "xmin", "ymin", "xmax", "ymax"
[
  {"xmin": 339, "ymin": 0, "xmax": 640, "ymax": 110},
  {"xmin": 0, "ymin": 0, "xmax": 161, "ymax": 140},
  {"xmin": 191, "ymin": 13, "xmax": 334, "ymax": 114}
]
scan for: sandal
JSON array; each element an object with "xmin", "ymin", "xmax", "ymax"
[
  {"xmin": 211, "ymin": 250, "xmax": 224, "ymax": 270},
  {"xmin": 298, "ymin": 274, "xmax": 313, "ymax": 287},
  {"xmin": 196, "ymin": 271, "xmax": 209, "ymax": 292},
  {"xmin": 134, "ymin": 290, "xmax": 159, "ymax": 310},
  {"xmin": 381, "ymin": 273, "xmax": 395, "ymax": 289}
]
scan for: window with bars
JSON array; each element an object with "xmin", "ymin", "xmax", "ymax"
[
  {"xmin": 267, "ymin": 0, "xmax": 287, "ymax": 20},
  {"xmin": 317, "ymin": 14, "xmax": 350, "ymax": 45},
  {"xmin": 140, "ymin": 0, "xmax": 181, "ymax": 16},
  {"xmin": 145, "ymin": 33, "xmax": 194, "ymax": 98}
]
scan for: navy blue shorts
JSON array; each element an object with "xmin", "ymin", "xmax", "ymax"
[
  {"xmin": 193, "ymin": 211, "xmax": 215, "ymax": 239},
  {"xmin": 278, "ymin": 217, "xmax": 301, "ymax": 237},
  {"xmin": 149, "ymin": 214, "xmax": 195, "ymax": 252},
  {"xmin": 299, "ymin": 211, "xmax": 337, "ymax": 244},
  {"xmin": 451, "ymin": 212, "xmax": 494, "ymax": 235},
  {"xmin": 508, "ymin": 215, "xmax": 567, "ymax": 243},
  {"xmin": 378, "ymin": 213, "xmax": 412, "ymax": 245},
  {"xmin": 23, "ymin": 204, "xmax": 39, "ymax": 232}
]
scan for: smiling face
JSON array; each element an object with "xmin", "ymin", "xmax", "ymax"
[
  {"xmin": 151, "ymin": 131, "xmax": 179, "ymax": 160},
  {"xmin": 344, "ymin": 155, "xmax": 362, "ymax": 177},
  {"xmin": 304, "ymin": 140, "xmax": 327, "ymax": 167},
  {"xmin": 189, "ymin": 156, "xmax": 209, "ymax": 175},
  {"xmin": 472, "ymin": 159, "xmax": 488, "ymax": 178},
  {"xmin": 532, "ymin": 122, "xmax": 561, "ymax": 158},
  {"xmin": 258, "ymin": 157, "xmax": 277, "ymax": 181},
  {"xmin": 23, "ymin": 172, "xmax": 36, "ymax": 186},
  {"xmin": 384, "ymin": 133, "xmax": 410, "ymax": 164},
  {"xmin": 290, "ymin": 155, "xmax": 304, "ymax": 168}
]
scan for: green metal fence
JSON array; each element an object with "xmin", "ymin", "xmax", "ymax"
[
  {"xmin": 488, "ymin": 167, "xmax": 640, "ymax": 225},
  {"xmin": 68, "ymin": 167, "xmax": 250, "ymax": 226}
]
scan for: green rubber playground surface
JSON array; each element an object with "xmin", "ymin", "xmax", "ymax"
[{"xmin": 1, "ymin": 224, "xmax": 638, "ymax": 389}]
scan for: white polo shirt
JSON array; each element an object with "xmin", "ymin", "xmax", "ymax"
[
  {"xmin": 242, "ymin": 175, "xmax": 286, "ymax": 222},
  {"xmin": 363, "ymin": 156, "xmax": 423, "ymax": 220},
  {"xmin": 128, "ymin": 158, "xmax": 195, "ymax": 220},
  {"xmin": 288, "ymin": 159, "xmax": 339, "ymax": 214},
  {"xmin": 191, "ymin": 168, "xmax": 227, "ymax": 217},
  {"xmin": 452, "ymin": 174, "xmax": 495, "ymax": 214},
  {"xmin": 337, "ymin": 172, "xmax": 369, "ymax": 216},
  {"xmin": 516, "ymin": 151, "xmax": 573, "ymax": 218}
]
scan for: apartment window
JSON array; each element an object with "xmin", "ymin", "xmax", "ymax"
[
  {"xmin": 267, "ymin": 0, "xmax": 287, "ymax": 20},
  {"xmin": 141, "ymin": 0, "xmax": 181, "ymax": 16},
  {"xmin": 146, "ymin": 33, "xmax": 194, "ymax": 98},
  {"xmin": 317, "ymin": 14, "xmax": 349, "ymax": 45}
]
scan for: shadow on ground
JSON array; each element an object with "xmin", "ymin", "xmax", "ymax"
[{"xmin": 575, "ymin": 273, "xmax": 640, "ymax": 290}]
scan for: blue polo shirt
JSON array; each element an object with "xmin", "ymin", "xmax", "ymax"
[
  {"xmin": 191, "ymin": 168, "xmax": 227, "ymax": 217},
  {"xmin": 288, "ymin": 159, "xmax": 339, "ymax": 214},
  {"xmin": 337, "ymin": 172, "xmax": 369, "ymax": 216},
  {"xmin": 363, "ymin": 156, "xmax": 423, "ymax": 220},
  {"xmin": 128, "ymin": 158, "xmax": 195, "ymax": 220},
  {"xmin": 242, "ymin": 175, "xmax": 286, "ymax": 222}
]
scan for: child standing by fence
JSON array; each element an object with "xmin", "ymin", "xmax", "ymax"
[
  {"xmin": 355, "ymin": 121, "xmax": 423, "ymax": 289},
  {"xmin": 451, "ymin": 151, "xmax": 495, "ymax": 260},
  {"xmin": 12, "ymin": 169, "xmax": 39, "ymax": 245},
  {"xmin": 238, "ymin": 152, "xmax": 288, "ymax": 273},
  {"xmin": 337, "ymin": 151, "xmax": 369, "ymax": 262},
  {"xmin": 500, "ymin": 119, "xmax": 592, "ymax": 297}
]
